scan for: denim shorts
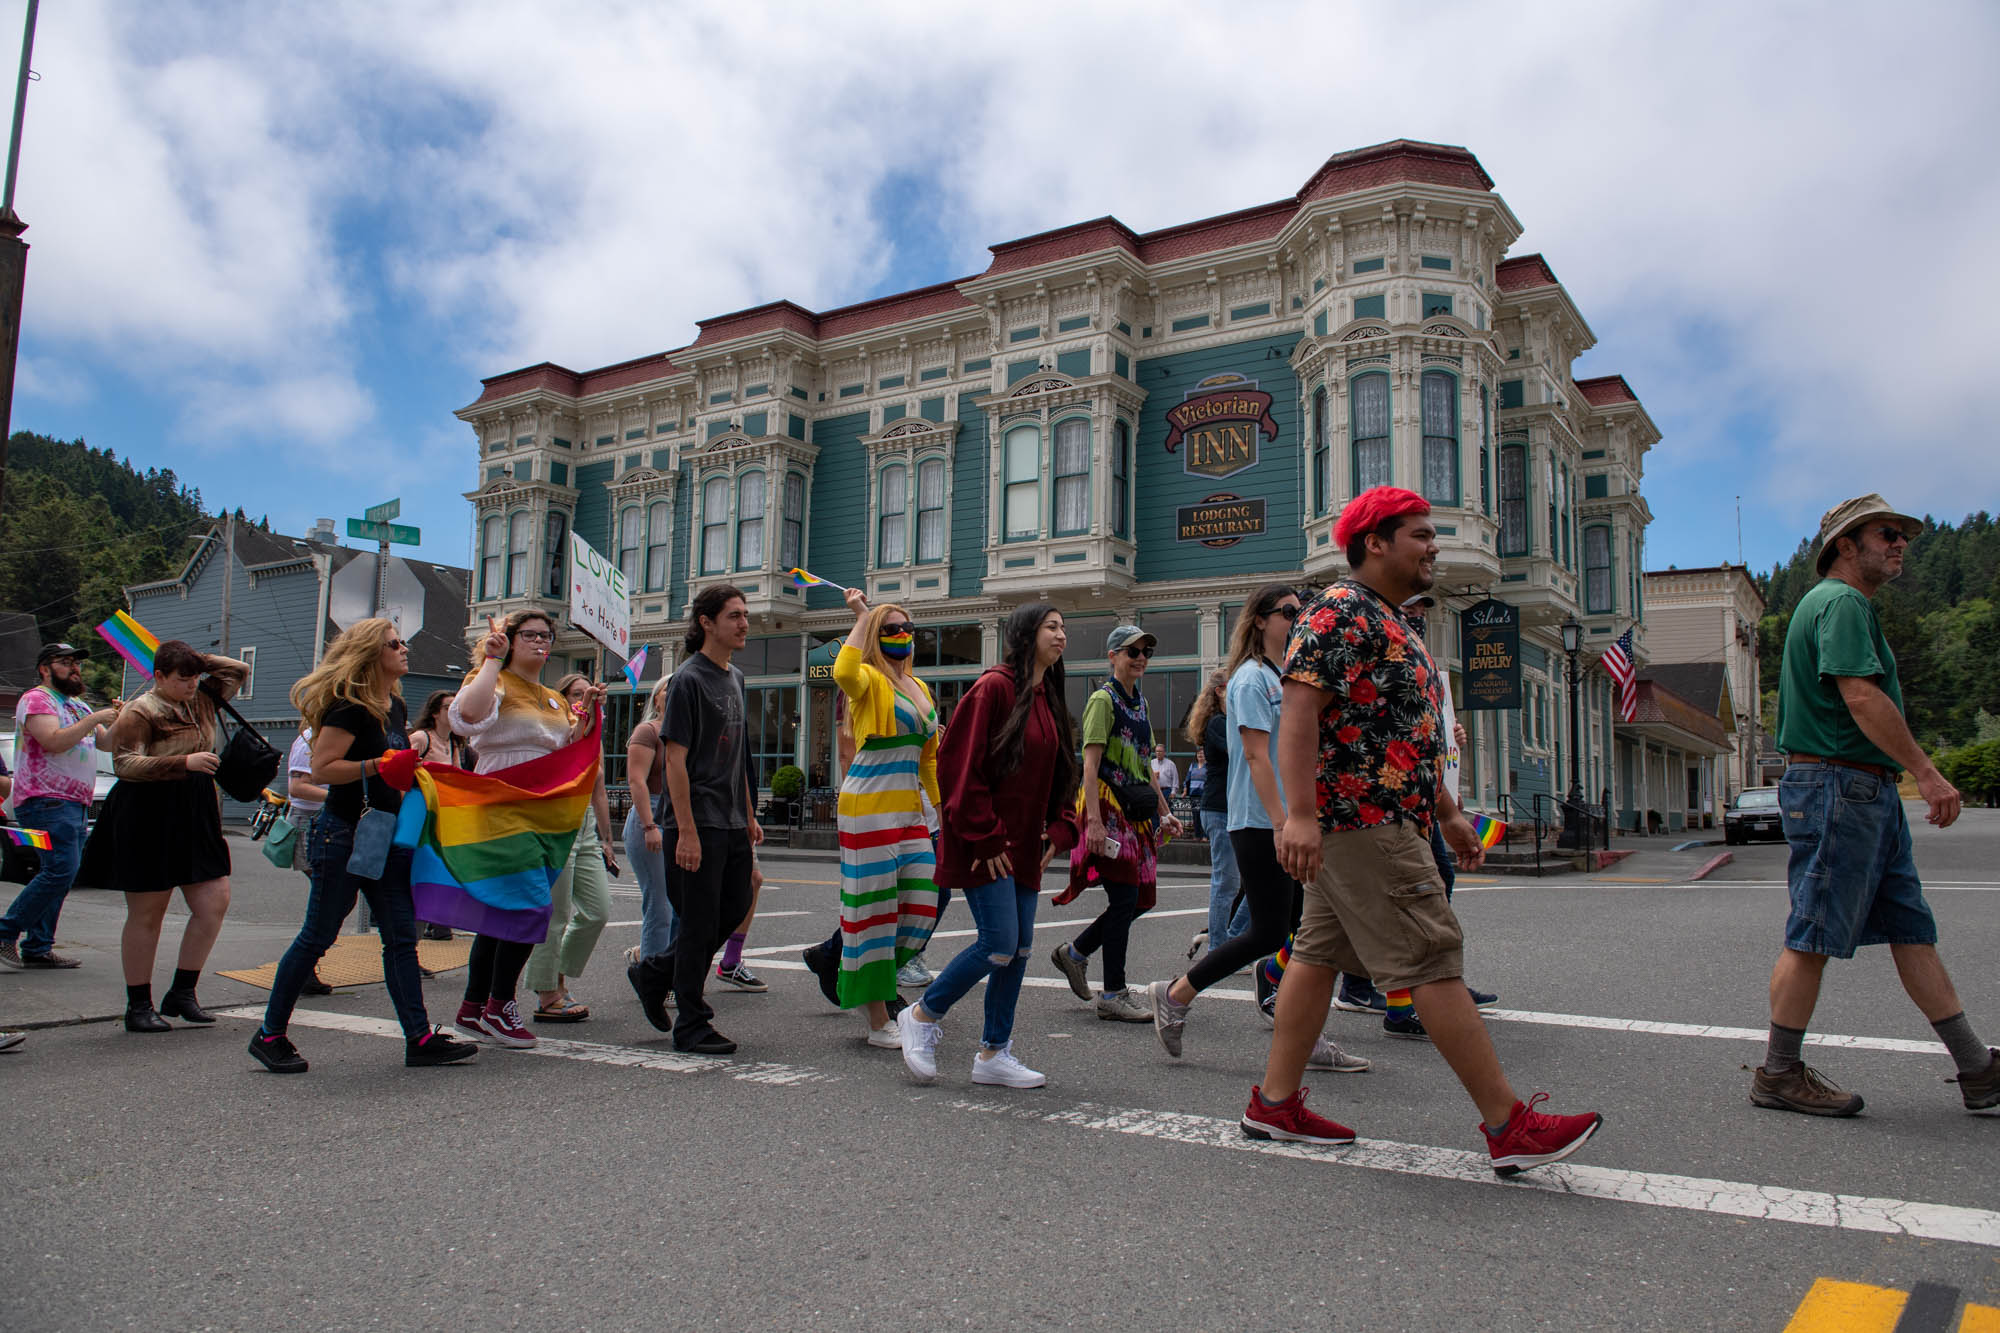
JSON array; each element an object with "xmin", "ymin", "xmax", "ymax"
[{"xmin": 1778, "ymin": 763, "xmax": 1935, "ymax": 959}]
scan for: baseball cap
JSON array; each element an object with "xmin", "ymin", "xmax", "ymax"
[
  {"xmin": 36, "ymin": 642, "xmax": 90, "ymax": 666},
  {"xmin": 1104, "ymin": 625, "xmax": 1156, "ymax": 655}
]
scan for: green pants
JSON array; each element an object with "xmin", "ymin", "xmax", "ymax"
[{"xmin": 525, "ymin": 819, "xmax": 611, "ymax": 992}]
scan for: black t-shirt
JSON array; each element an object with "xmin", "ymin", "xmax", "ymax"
[
  {"xmin": 321, "ymin": 697, "xmax": 409, "ymax": 824},
  {"xmin": 1200, "ymin": 711, "xmax": 1230, "ymax": 814},
  {"xmin": 659, "ymin": 652, "xmax": 748, "ymax": 831}
]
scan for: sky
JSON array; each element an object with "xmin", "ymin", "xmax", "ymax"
[{"xmin": 11, "ymin": 0, "xmax": 2000, "ymax": 578}]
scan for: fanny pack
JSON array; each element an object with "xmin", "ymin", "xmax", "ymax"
[{"xmin": 1108, "ymin": 773, "xmax": 1159, "ymax": 826}]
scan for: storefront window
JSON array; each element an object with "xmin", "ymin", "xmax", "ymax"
[
  {"xmin": 745, "ymin": 685, "xmax": 800, "ymax": 790},
  {"xmin": 1140, "ymin": 609, "xmax": 1199, "ymax": 658}
]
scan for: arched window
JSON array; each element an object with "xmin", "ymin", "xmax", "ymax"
[
  {"xmin": 1420, "ymin": 370, "xmax": 1458, "ymax": 505},
  {"xmin": 779, "ymin": 472, "xmax": 805, "ymax": 572},
  {"xmin": 1585, "ymin": 525, "xmax": 1613, "ymax": 613},
  {"xmin": 505, "ymin": 511, "xmax": 531, "ymax": 596},
  {"xmin": 1498, "ymin": 442, "xmax": 1528, "ymax": 556},
  {"xmin": 1052, "ymin": 417, "xmax": 1089, "ymax": 535},
  {"xmin": 1003, "ymin": 424, "xmax": 1039, "ymax": 542},
  {"xmin": 700, "ymin": 477, "xmax": 729, "ymax": 574},
  {"xmin": 1111, "ymin": 421, "xmax": 1131, "ymax": 539},
  {"xmin": 645, "ymin": 500, "xmax": 671, "ymax": 592},
  {"xmin": 617, "ymin": 506, "xmax": 643, "ymax": 589},
  {"xmin": 916, "ymin": 457, "xmax": 946, "ymax": 562},
  {"xmin": 877, "ymin": 463, "xmax": 908, "ymax": 566},
  {"xmin": 480, "ymin": 515, "xmax": 502, "ymax": 600},
  {"xmin": 1312, "ymin": 386, "xmax": 1330, "ymax": 515},
  {"xmin": 1350, "ymin": 373, "xmax": 1391, "ymax": 491},
  {"xmin": 736, "ymin": 471, "xmax": 765, "ymax": 570},
  {"xmin": 543, "ymin": 510, "xmax": 568, "ymax": 598}
]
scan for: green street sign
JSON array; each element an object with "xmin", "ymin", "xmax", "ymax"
[
  {"xmin": 365, "ymin": 499, "xmax": 401, "ymax": 522},
  {"xmin": 387, "ymin": 523, "xmax": 421, "ymax": 545},
  {"xmin": 346, "ymin": 518, "xmax": 422, "ymax": 545}
]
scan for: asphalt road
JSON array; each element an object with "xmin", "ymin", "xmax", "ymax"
[{"xmin": 5, "ymin": 808, "xmax": 1998, "ymax": 1331}]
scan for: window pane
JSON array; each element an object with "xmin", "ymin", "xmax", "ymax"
[
  {"xmin": 621, "ymin": 506, "xmax": 643, "ymax": 549},
  {"xmin": 881, "ymin": 466, "xmax": 906, "ymax": 516},
  {"xmin": 483, "ymin": 516, "xmax": 503, "ymax": 556},
  {"xmin": 1585, "ymin": 526, "xmax": 1612, "ymax": 613},
  {"xmin": 780, "ymin": 473, "xmax": 804, "ymax": 571},
  {"xmin": 544, "ymin": 513, "xmax": 567, "ymax": 598},
  {"xmin": 740, "ymin": 472, "xmax": 766, "ymax": 520},
  {"xmin": 1356, "ymin": 440, "xmax": 1391, "ymax": 490},
  {"xmin": 648, "ymin": 501, "xmax": 670, "ymax": 544},
  {"xmin": 1053, "ymin": 418, "xmax": 1088, "ymax": 533},
  {"xmin": 509, "ymin": 511, "xmax": 531, "ymax": 554},
  {"xmin": 1312, "ymin": 387, "xmax": 1329, "ymax": 514},
  {"xmin": 738, "ymin": 515, "xmax": 763, "ymax": 569},
  {"xmin": 1113, "ymin": 421, "xmax": 1130, "ymax": 538},
  {"xmin": 703, "ymin": 477, "xmax": 728, "ymax": 523},
  {"xmin": 1421, "ymin": 372, "xmax": 1457, "ymax": 504},
  {"xmin": 936, "ymin": 623, "xmax": 982, "ymax": 666},
  {"xmin": 1004, "ymin": 426, "xmax": 1039, "ymax": 482},
  {"xmin": 1499, "ymin": 445, "xmax": 1527, "ymax": 556},
  {"xmin": 1352, "ymin": 375, "xmax": 1390, "ymax": 490},
  {"xmin": 1141, "ymin": 609, "xmax": 1199, "ymax": 657},
  {"xmin": 917, "ymin": 459, "xmax": 945, "ymax": 561}
]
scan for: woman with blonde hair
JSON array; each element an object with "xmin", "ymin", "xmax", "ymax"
[
  {"xmin": 832, "ymin": 587, "xmax": 941, "ymax": 1047},
  {"xmin": 524, "ymin": 672, "xmax": 620, "ymax": 1023},
  {"xmin": 249, "ymin": 619, "xmax": 477, "ymax": 1073},
  {"xmin": 623, "ymin": 673, "xmax": 678, "ymax": 1029}
]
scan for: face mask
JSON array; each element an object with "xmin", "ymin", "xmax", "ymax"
[{"xmin": 878, "ymin": 632, "xmax": 914, "ymax": 660}]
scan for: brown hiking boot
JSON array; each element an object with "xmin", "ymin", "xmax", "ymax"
[
  {"xmin": 1955, "ymin": 1049, "xmax": 2000, "ymax": 1112},
  {"xmin": 1749, "ymin": 1063, "xmax": 1864, "ymax": 1117}
]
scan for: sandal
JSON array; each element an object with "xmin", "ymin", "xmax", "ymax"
[{"xmin": 532, "ymin": 996, "xmax": 590, "ymax": 1023}]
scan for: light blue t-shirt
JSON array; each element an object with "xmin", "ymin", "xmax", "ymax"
[{"xmin": 1225, "ymin": 657, "xmax": 1285, "ymax": 831}]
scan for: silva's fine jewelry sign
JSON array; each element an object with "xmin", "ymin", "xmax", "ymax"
[
  {"xmin": 1164, "ymin": 373, "xmax": 1279, "ymax": 480},
  {"xmin": 1459, "ymin": 598, "xmax": 1522, "ymax": 711},
  {"xmin": 1177, "ymin": 495, "xmax": 1266, "ymax": 547}
]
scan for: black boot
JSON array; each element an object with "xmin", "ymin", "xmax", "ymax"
[
  {"xmin": 124, "ymin": 1004, "xmax": 171, "ymax": 1033},
  {"xmin": 628, "ymin": 955, "xmax": 674, "ymax": 1033},
  {"xmin": 159, "ymin": 989, "xmax": 215, "ymax": 1024}
]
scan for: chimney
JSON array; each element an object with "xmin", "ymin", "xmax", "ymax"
[{"xmin": 306, "ymin": 518, "xmax": 337, "ymax": 543}]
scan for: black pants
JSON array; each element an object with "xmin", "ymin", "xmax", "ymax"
[
  {"xmin": 666, "ymin": 827, "xmax": 755, "ymax": 1045},
  {"xmin": 1185, "ymin": 828, "xmax": 1301, "ymax": 994},
  {"xmin": 1072, "ymin": 878, "xmax": 1145, "ymax": 992},
  {"xmin": 464, "ymin": 935, "xmax": 534, "ymax": 1007}
]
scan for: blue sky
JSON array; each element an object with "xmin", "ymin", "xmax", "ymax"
[{"xmin": 13, "ymin": 1, "xmax": 2000, "ymax": 580}]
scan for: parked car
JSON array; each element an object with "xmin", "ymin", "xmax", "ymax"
[
  {"xmin": 1724, "ymin": 787, "xmax": 1784, "ymax": 844},
  {"xmin": 1, "ymin": 732, "xmax": 117, "ymax": 822}
]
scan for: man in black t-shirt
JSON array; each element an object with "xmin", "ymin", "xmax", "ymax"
[{"xmin": 656, "ymin": 585, "xmax": 763, "ymax": 1054}]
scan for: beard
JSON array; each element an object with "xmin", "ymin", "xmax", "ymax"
[{"xmin": 48, "ymin": 671, "xmax": 85, "ymax": 697}]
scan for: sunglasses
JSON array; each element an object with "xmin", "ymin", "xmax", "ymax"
[
  {"xmin": 1874, "ymin": 525, "xmax": 1910, "ymax": 545},
  {"xmin": 1269, "ymin": 604, "xmax": 1300, "ymax": 621},
  {"xmin": 880, "ymin": 623, "xmax": 915, "ymax": 636},
  {"xmin": 1121, "ymin": 644, "xmax": 1155, "ymax": 660},
  {"xmin": 384, "ymin": 638, "xmax": 406, "ymax": 651}
]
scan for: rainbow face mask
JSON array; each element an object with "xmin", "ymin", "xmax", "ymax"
[{"xmin": 878, "ymin": 631, "xmax": 915, "ymax": 659}]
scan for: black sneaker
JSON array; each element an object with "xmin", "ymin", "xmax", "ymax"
[
  {"xmin": 1254, "ymin": 961, "xmax": 1277, "ymax": 1027},
  {"xmin": 801, "ymin": 942, "xmax": 840, "ymax": 1007},
  {"xmin": 676, "ymin": 1029, "xmax": 737, "ymax": 1056},
  {"xmin": 1383, "ymin": 1011, "xmax": 1431, "ymax": 1041},
  {"xmin": 1467, "ymin": 984, "xmax": 1500, "ymax": 1011},
  {"xmin": 20, "ymin": 950, "xmax": 81, "ymax": 969},
  {"xmin": 249, "ymin": 1030, "xmax": 309, "ymax": 1074},
  {"xmin": 405, "ymin": 1028, "xmax": 479, "ymax": 1067},
  {"xmin": 302, "ymin": 975, "xmax": 334, "ymax": 996},
  {"xmin": 1333, "ymin": 977, "xmax": 1386, "ymax": 1014}
]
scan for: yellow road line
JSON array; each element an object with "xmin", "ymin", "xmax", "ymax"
[
  {"xmin": 1590, "ymin": 876, "xmax": 1670, "ymax": 884},
  {"xmin": 1783, "ymin": 1279, "xmax": 1906, "ymax": 1331},
  {"xmin": 1961, "ymin": 1302, "xmax": 2000, "ymax": 1332}
]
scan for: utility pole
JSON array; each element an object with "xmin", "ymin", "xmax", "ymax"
[
  {"xmin": 220, "ymin": 511, "xmax": 236, "ymax": 654},
  {"xmin": 0, "ymin": 0, "xmax": 41, "ymax": 519}
]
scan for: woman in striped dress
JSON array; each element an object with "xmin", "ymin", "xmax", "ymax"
[{"xmin": 833, "ymin": 586, "xmax": 941, "ymax": 1048}]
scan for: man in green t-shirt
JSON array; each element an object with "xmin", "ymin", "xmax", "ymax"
[{"xmin": 1756, "ymin": 493, "xmax": 1997, "ymax": 1116}]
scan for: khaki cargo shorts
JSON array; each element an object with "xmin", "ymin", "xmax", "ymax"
[{"xmin": 1291, "ymin": 819, "xmax": 1465, "ymax": 993}]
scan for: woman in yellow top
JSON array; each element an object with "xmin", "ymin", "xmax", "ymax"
[{"xmin": 833, "ymin": 586, "xmax": 940, "ymax": 1047}]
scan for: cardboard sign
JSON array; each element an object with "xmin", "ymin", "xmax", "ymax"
[{"xmin": 569, "ymin": 532, "xmax": 632, "ymax": 660}]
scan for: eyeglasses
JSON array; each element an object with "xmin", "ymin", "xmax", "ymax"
[
  {"xmin": 1121, "ymin": 645, "xmax": 1155, "ymax": 660},
  {"xmin": 515, "ymin": 630, "xmax": 554, "ymax": 643},
  {"xmin": 880, "ymin": 623, "xmax": 914, "ymax": 636}
]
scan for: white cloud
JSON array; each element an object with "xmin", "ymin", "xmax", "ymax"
[{"xmin": 13, "ymin": 0, "xmax": 1998, "ymax": 561}]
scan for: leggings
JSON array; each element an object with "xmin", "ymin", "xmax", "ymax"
[
  {"xmin": 1071, "ymin": 877, "xmax": 1145, "ymax": 992},
  {"xmin": 463, "ymin": 934, "xmax": 535, "ymax": 1007},
  {"xmin": 1184, "ymin": 828, "xmax": 1300, "ymax": 994}
]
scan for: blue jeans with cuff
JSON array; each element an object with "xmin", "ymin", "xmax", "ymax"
[
  {"xmin": 920, "ymin": 876, "xmax": 1037, "ymax": 1049},
  {"xmin": 1201, "ymin": 808, "xmax": 1248, "ymax": 946},
  {"xmin": 1, "ymin": 796, "xmax": 87, "ymax": 954}
]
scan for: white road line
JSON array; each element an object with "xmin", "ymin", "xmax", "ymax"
[
  {"xmin": 739, "ymin": 905, "xmax": 1209, "ymax": 959},
  {"xmin": 945, "ymin": 1099, "xmax": 2000, "ymax": 1249},
  {"xmin": 206, "ymin": 1005, "xmax": 1999, "ymax": 1249}
]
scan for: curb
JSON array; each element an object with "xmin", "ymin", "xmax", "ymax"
[
  {"xmin": 1690, "ymin": 851, "xmax": 1735, "ymax": 882},
  {"xmin": 7, "ymin": 1011, "xmax": 123, "ymax": 1032}
]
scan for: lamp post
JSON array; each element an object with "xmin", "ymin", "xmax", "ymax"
[
  {"xmin": 0, "ymin": 0, "xmax": 41, "ymax": 519},
  {"xmin": 1560, "ymin": 612, "xmax": 1585, "ymax": 848}
]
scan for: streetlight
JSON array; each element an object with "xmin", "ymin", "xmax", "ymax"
[{"xmin": 1559, "ymin": 612, "xmax": 1584, "ymax": 848}]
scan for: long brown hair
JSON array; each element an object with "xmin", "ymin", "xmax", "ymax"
[
  {"xmin": 1225, "ymin": 583, "xmax": 1300, "ymax": 679},
  {"xmin": 988, "ymin": 603, "xmax": 1077, "ymax": 806},
  {"xmin": 1184, "ymin": 669, "xmax": 1228, "ymax": 746}
]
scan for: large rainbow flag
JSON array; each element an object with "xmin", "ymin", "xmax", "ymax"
[{"xmin": 392, "ymin": 711, "xmax": 602, "ymax": 943}]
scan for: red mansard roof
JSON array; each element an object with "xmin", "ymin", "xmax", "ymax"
[
  {"xmin": 1577, "ymin": 375, "xmax": 1638, "ymax": 407},
  {"xmin": 1496, "ymin": 254, "xmax": 1561, "ymax": 292},
  {"xmin": 1296, "ymin": 139, "xmax": 1494, "ymax": 201}
]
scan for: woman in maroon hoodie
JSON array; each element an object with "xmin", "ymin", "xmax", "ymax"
[{"xmin": 896, "ymin": 603, "xmax": 1078, "ymax": 1088}]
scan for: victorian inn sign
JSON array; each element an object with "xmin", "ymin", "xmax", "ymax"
[{"xmin": 456, "ymin": 140, "xmax": 1670, "ymax": 831}]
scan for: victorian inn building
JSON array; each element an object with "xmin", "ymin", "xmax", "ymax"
[{"xmin": 456, "ymin": 140, "xmax": 1718, "ymax": 834}]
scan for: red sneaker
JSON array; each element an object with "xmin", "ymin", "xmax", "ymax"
[
  {"xmin": 1240, "ymin": 1086, "xmax": 1356, "ymax": 1145},
  {"xmin": 1482, "ymin": 1093, "xmax": 1602, "ymax": 1176},
  {"xmin": 479, "ymin": 999, "xmax": 537, "ymax": 1049},
  {"xmin": 452, "ymin": 1000, "xmax": 489, "ymax": 1042}
]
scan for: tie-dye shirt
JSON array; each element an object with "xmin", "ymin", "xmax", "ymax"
[
  {"xmin": 449, "ymin": 670, "xmax": 575, "ymax": 774},
  {"xmin": 11, "ymin": 687, "xmax": 98, "ymax": 804}
]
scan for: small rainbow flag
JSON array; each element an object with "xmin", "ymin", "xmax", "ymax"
[
  {"xmin": 789, "ymin": 567, "xmax": 834, "ymax": 589},
  {"xmin": 623, "ymin": 645, "xmax": 650, "ymax": 691},
  {"xmin": 2, "ymin": 828, "xmax": 54, "ymax": 851},
  {"xmin": 1470, "ymin": 813, "xmax": 1507, "ymax": 850},
  {"xmin": 393, "ymin": 711, "xmax": 602, "ymax": 944},
  {"xmin": 96, "ymin": 610, "xmax": 160, "ymax": 679}
]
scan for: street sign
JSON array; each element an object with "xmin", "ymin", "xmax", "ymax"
[
  {"xmin": 346, "ymin": 518, "xmax": 422, "ymax": 545},
  {"xmin": 365, "ymin": 499, "xmax": 401, "ymax": 522}
]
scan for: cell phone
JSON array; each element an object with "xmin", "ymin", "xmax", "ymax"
[{"xmin": 1102, "ymin": 836, "xmax": 1120, "ymax": 858}]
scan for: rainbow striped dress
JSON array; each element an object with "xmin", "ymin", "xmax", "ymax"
[{"xmin": 836, "ymin": 688, "xmax": 939, "ymax": 1007}]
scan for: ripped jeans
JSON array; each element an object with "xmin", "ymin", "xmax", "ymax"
[{"xmin": 919, "ymin": 876, "xmax": 1038, "ymax": 1049}]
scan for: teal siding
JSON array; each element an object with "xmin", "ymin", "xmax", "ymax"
[
  {"xmin": 919, "ymin": 397, "xmax": 945, "ymax": 423},
  {"xmin": 1055, "ymin": 349, "xmax": 1090, "ymax": 378},
  {"xmin": 1313, "ymin": 310, "xmax": 1328, "ymax": 336},
  {"xmin": 573, "ymin": 461, "xmax": 616, "ymax": 553},
  {"xmin": 802, "ymin": 412, "xmax": 870, "ymax": 611},
  {"xmin": 1131, "ymin": 333, "xmax": 1304, "ymax": 582},
  {"xmin": 950, "ymin": 393, "xmax": 988, "ymax": 599}
]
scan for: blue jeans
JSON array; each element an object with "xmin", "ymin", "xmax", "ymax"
[
  {"xmin": 264, "ymin": 812, "xmax": 431, "ymax": 1040},
  {"xmin": 1, "ymin": 797, "xmax": 87, "ymax": 954},
  {"xmin": 1778, "ymin": 763, "xmax": 1935, "ymax": 959},
  {"xmin": 921, "ymin": 876, "xmax": 1037, "ymax": 1049},
  {"xmin": 1428, "ymin": 820, "xmax": 1457, "ymax": 898},
  {"xmin": 1201, "ymin": 809, "xmax": 1248, "ymax": 946},
  {"xmin": 623, "ymin": 807, "xmax": 677, "ymax": 960}
]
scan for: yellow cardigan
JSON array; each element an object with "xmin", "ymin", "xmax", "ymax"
[{"xmin": 833, "ymin": 644, "xmax": 941, "ymax": 806}]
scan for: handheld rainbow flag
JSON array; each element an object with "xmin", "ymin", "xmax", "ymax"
[
  {"xmin": 789, "ymin": 567, "xmax": 835, "ymax": 589},
  {"xmin": 96, "ymin": 610, "xmax": 161, "ymax": 679},
  {"xmin": 622, "ymin": 645, "xmax": 650, "ymax": 690},
  {"xmin": 2, "ymin": 828, "xmax": 54, "ymax": 851},
  {"xmin": 392, "ymin": 711, "xmax": 603, "ymax": 944},
  {"xmin": 1470, "ymin": 813, "xmax": 1507, "ymax": 850}
]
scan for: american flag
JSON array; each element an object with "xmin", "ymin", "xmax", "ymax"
[{"xmin": 1600, "ymin": 627, "xmax": 1637, "ymax": 722}]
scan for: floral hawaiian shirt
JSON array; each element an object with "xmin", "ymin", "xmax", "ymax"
[{"xmin": 1282, "ymin": 579, "xmax": 1443, "ymax": 833}]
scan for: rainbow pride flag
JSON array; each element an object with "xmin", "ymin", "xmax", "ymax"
[
  {"xmin": 393, "ymin": 711, "xmax": 602, "ymax": 943},
  {"xmin": 1470, "ymin": 813, "xmax": 1507, "ymax": 850},
  {"xmin": 96, "ymin": 610, "xmax": 161, "ymax": 678},
  {"xmin": 2, "ymin": 828, "xmax": 54, "ymax": 851},
  {"xmin": 789, "ymin": 566, "xmax": 834, "ymax": 589}
]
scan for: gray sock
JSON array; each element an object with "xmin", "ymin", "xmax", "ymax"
[
  {"xmin": 1930, "ymin": 1012, "xmax": 1991, "ymax": 1076},
  {"xmin": 1763, "ymin": 1023, "xmax": 1806, "ymax": 1075}
]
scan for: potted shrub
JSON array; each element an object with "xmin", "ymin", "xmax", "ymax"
[{"xmin": 768, "ymin": 764, "xmax": 806, "ymax": 823}]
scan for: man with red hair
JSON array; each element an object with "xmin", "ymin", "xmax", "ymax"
[{"xmin": 1241, "ymin": 486, "xmax": 1603, "ymax": 1176}]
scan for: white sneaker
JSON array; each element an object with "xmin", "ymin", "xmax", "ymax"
[
  {"xmin": 1307, "ymin": 1034, "xmax": 1371, "ymax": 1073},
  {"xmin": 896, "ymin": 957, "xmax": 933, "ymax": 988},
  {"xmin": 897, "ymin": 1004, "xmax": 941, "ymax": 1083},
  {"xmin": 867, "ymin": 1022, "xmax": 903, "ymax": 1049},
  {"xmin": 970, "ymin": 1042, "xmax": 1046, "ymax": 1088}
]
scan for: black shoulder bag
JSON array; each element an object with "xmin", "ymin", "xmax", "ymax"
[{"xmin": 200, "ymin": 679, "xmax": 284, "ymax": 803}]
